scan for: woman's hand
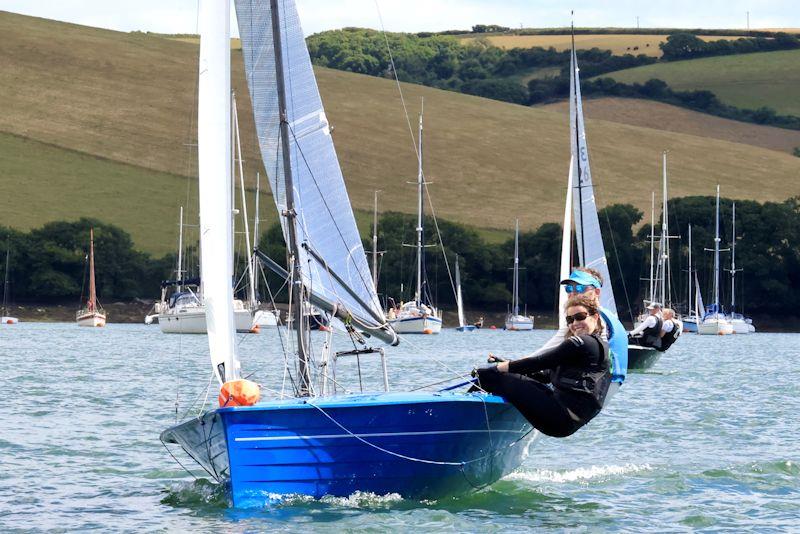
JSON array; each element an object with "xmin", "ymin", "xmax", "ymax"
[{"xmin": 487, "ymin": 353, "xmax": 507, "ymax": 363}]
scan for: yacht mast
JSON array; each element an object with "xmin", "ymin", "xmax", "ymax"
[
  {"xmin": 270, "ymin": 0, "xmax": 311, "ymax": 394},
  {"xmin": 415, "ymin": 102, "xmax": 424, "ymax": 305},
  {"xmin": 513, "ymin": 219, "xmax": 520, "ymax": 316}
]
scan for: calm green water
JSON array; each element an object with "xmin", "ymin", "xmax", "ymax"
[{"xmin": 1, "ymin": 323, "xmax": 798, "ymax": 531}]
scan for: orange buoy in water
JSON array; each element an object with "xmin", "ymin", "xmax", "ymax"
[{"xmin": 219, "ymin": 379, "xmax": 261, "ymax": 407}]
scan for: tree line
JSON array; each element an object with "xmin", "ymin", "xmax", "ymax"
[
  {"xmin": 307, "ymin": 28, "xmax": 800, "ymax": 130},
  {"xmin": 4, "ymin": 195, "xmax": 798, "ymax": 322}
]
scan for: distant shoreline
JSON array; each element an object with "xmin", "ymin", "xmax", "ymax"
[{"xmin": 3, "ymin": 302, "xmax": 796, "ymax": 333}]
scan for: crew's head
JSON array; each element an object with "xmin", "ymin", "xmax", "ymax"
[
  {"xmin": 662, "ymin": 308, "xmax": 674, "ymax": 320},
  {"xmin": 561, "ymin": 267, "xmax": 602, "ymax": 304},
  {"xmin": 564, "ymin": 293, "xmax": 603, "ymax": 337},
  {"xmin": 646, "ymin": 302, "xmax": 662, "ymax": 316}
]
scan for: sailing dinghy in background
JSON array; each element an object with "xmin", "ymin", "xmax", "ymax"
[
  {"xmin": 454, "ymin": 255, "xmax": 476, "ymax": 331},
  {"xmin": 161, "ymin": 0, "xmax": 535, "ymax": 507}
]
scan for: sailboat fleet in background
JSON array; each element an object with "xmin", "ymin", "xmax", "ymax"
[{"xmin": 75, "ymin": 228, "xmax": 106, "ymax": 327}]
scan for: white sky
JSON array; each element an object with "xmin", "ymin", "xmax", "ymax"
[{"xmin": 1, "ymin": 1, "xmax": 798, "ymax": 36}]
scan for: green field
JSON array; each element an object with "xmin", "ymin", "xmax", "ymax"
[
  {"xmin": 601, "ymin": 49, "xmax": 800, "ymax": 116},
  {"xmin": 1, "ymin": 11, "xmax": 800, "ymax": 257}
]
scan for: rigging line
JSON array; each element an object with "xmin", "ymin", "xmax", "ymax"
[
  {"xmin": 409, "ymin": 373, "xmax": 474, "ymax": 391},
  {"xmin": 373, "ymin": 0, "xmax": 420, "ymax": 163},
  {"xmin": 602, "ymin": 210, "xmax": 635, "ymax": 324},
  {"xmin": 305, "ymin": 400, "xmax": 497, "ymax": 466},
  {"xmin": 160, "ymin": 438, "xmax": 200, "ymax": 481},
  {"xmin": 285, "ymin": 123, "xmax": 380, "ymax": 312},
  {"xmin": 422, "ymin": 176, "xmax": 458, "ymax": 302},
  {"xmin": 395, "ymin": 331, "xmax": 470, "ymax": 379}
]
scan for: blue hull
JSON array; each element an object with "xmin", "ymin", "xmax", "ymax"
[
  {"xmin": 162, "ymin": 392, "xmax": 535, "ymax": 507},
  {"xmin": 456, "ymin": 325, "xmax": 477, "ymax": 331}
]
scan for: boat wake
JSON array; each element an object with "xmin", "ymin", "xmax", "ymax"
[
  {"xmin": 161, "ymin": 479, "xmax": 229, "ymax": 509},
  {"xmin": 508, "ymin": 463, "xmax": 652, "ymax": 484}
]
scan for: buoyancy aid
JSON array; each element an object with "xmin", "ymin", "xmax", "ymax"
[
  {"xmin": 640, "ymin": 315, "xmax": 663, "ymax": 347},
  {"xmin": 659, "ymin": 321, "xmax": 681, "ymax": 351},
  {"xmin": 551, "ymin": 334, "xmax": 611, "ymax": 408}
]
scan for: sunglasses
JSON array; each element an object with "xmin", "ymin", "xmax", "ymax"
[
  {"xmin": 564, "ymin": 284, "xmax": 595, "ymax": 293},
  {"xmin": 565, "ymin": 311, "xmax": 592, "ymax": 324}
]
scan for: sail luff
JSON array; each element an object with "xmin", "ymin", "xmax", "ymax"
[
  {"xmin": 559, "ymin": 157, "xmax": 574, "ymax": 330},
  {"xmin": 233, "ymin": 97, "xmax": 257, "ymax": 308},
  {"xmin": 198, "ymin": 0, "xmax": 238, "ymax": 384}
]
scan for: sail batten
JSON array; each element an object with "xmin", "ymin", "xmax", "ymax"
[{"xmin": 235, "ymin": 0, "xmax": 392, "ymax": 340}]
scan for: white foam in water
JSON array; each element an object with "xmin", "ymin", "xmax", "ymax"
[
  {"xmin": 508, "ymin": 463, "xmax": 652, "ymax": 484},
  {"xmin": 320, "ymin": 491, "xmax": 404, "ymax": 507}
]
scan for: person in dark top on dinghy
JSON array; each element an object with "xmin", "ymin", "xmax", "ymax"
[
  {"xmin": 473, "ymin": 294, "xmax": 611, "ymax": 438},
  {"xmin": 629, "ymin": 302, "xmax": 663, "ymax": 349}
]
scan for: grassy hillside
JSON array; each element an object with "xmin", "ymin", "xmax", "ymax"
[
  {"xmin": 460, "ymin": 34, "xmax": 748, "ymax": 57},
  {"xmin": 539, "ymin": 97, "xmax": 800, "ymax": 154},
  {"xmin": 1, "ymin": 11, "xmax": 800, "ymax": 257},
  {"xmin": 600, "ymin": 49, "xmax": 800, "ymax": 116}
]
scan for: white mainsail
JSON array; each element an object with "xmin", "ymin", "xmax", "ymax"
[
  {"xmin": 235, "ymin": 0, "xmax": 390, "ymax": 341},
  {"xmin": 569, "ymin": 44, "xmax": 617, "ymax": 314},
  {"xmin": 558, "ymin": 157, "xmax": 574, "ymax": 330},
  {"xmin": 455, "ymin": 256, "xmax": 466, "ymax": 328},
  {"xmin": 198, "ymin": 0, "xmax": 238, "ymax": 384}
]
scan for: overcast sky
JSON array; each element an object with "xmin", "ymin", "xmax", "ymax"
[{"xmin": 1, "ymin": 1, "xmax": 797, "ymax": 36}]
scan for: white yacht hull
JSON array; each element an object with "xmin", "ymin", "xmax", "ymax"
[
  {"xmin": 1, "ymin": 316, "xmax": 19, "ymax": 324},
  {"xmin": 390, "ymin": 314, "xmax": 442, "ymax": 334},
  {"xmin": 253, "ymin": 309, "xmax": 280, "ymax": 327},
  {"xmin": 159, "ymin": 306, "xmax": 254, "ymax": 334},
  {"xmin": 698, "ymin": 318, "xmax": 733, "ymax": 335},
  {"xmin": 505, "ymin": 314, "xmax": 534, "ymax": 331},
  {"xmin": 76, "ymin": 311, "xmax": 106, "ymax": 327},
  {"xmin": 729, "ymin": 318, "xmax": 754, "ymax": 334}
]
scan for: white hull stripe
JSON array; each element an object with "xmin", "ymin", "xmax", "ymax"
[{"xmin": 235, "ymin": 428, "xmax": 523, "ymax": 442}]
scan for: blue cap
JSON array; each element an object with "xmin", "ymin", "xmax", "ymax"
[{"xmin": 560, "ymin": 270, "xmax": 601, "ymax": 288}]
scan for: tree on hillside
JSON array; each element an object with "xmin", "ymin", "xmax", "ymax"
[{"xmin": 659, "ymin": 32, "xmax": 706, "ymax": 60}]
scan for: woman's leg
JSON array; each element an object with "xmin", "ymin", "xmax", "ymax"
[{"xmin": 476, "ymin": 367, "xmax": 582, "ymax": 437}]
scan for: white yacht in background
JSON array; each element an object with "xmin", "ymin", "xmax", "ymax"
[
  {"xmin": 504, "ymin": 219, "xmax": 533, "ymax": 331},
  {"xmin": 76, "ymin": 228, "xmax": 106, "ymax": 327},
  {"xmin": 387, "ymin": 106, "xmax": 442, "ymax": 335},
  {"xmin": 698, "ymin": 186, "xmax": 733, "ymax": 335},
  {"xmin": 725, "ymin": 203, "xmax": 755, "ymax": 334},
  {"xmin": 1, "ymin": 243, "xmax": 18, "ymax": 324}
]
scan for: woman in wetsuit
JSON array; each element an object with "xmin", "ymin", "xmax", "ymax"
[{"xmin": 475, "ymin": 294, "xmax": 611, "ymax": 438}]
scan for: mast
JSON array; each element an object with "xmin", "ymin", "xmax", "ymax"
[
  {"xmin": 88, "ymin": 228, "xmax": 96, "ymax": 312},
  {"xmin": 570, "ymin": 18, "xmax": 586, "ymax": 262},
  {"xmin": 713, "ymin": 185, "xmax": 721, "ymax": 313},
  {"xmin": 661, "ymin": 151, "xmax": 669, "ymax": 306},
  {"xmin": 687, "ymin": 224, "xmax": 693, "ymax": 318},
  {"xmin": 731, "ymin": 203, "xmax": 737, "ymax": 311},
  {"xmin": 372, "ymin": 190, "xmax": 379, "ymax": 290},
  {"xmin": 233, "ymin": 93, "xmax": 257, "ymax": 308},
  {"xmin": 176, "ymin": 206, "xmax": 184, "ymax": 292},
  {"xmin": 270, "ymin": 0, "xmax": 311, "ymax": 394},
  {"xmin": 198, "ymin": 0, "xmax": 238, "ymax": 384},
  {"xmin": 512, "ymin": 219, "xmax": 520, "ymax": 316},
  {"xmin": 649, "ymin": 191, "xmax": 655, "ymax": 303},
  {"xmin": 2, "ymin": 245, "xmax": 10, "ymax": 316},
  {"xmin": 415, "ymin": 101, "xmax": 424, "ymax": 305}
]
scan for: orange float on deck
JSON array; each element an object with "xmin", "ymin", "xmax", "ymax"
[{"xmin": 219, "ymin": 379, "xmax": 261, "ymax": 407}]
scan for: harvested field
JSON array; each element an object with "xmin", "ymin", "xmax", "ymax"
[
  {"xmin": 539, "ymin": 97, "xmax": 800, "ymax": 154},
  {"xmin": 461, "ymin": 34, "xmax": 747, "ymax": 56}
]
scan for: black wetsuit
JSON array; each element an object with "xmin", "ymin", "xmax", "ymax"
[{"xmin": 476, "ymin": 334, "xmax": 610, "ymax": 438}]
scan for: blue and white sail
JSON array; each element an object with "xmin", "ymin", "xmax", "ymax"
[
  {"xmin": 569, "ymin": 45, "xmax": 617, "ymax": 315},
  {"xmin": 235, "ymin": 0, "xmax": 392, "ymax": 342}
]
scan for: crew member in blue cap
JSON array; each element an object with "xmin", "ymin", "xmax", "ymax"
[{"xmin": 492, "ymin": 266, "xmax": 627, "ymax": 384}]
